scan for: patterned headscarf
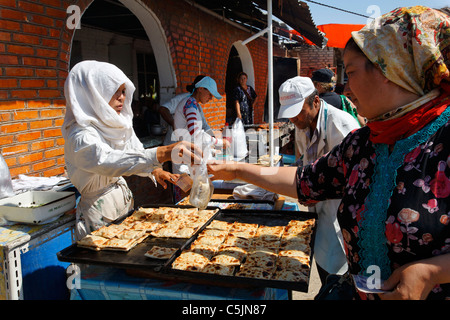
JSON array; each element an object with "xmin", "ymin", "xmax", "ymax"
[{"xmin": 351, "ymin": 6, "xmax": 450, "ymax": 96}]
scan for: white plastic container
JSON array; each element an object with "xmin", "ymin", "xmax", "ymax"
[{"xmin": 0, "ymin": 191, "xmax": 76, "ymax": 224}]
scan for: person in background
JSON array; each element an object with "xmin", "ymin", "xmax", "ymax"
[
  {"xmin": 62, "ymin": 60, "xmax": 201, "ymax": 240},
  {"xmin": 159, "ymin": 75, "xmax": 216, "ymax": 146},
  {"xmin": 233, "ymin": 72, "xmax": 258, "ymax": 125},
  {"xmin": 311, "ymin": 68, "xmax": 342, "ymax": 110},
  {"xmin": 172, "ymin": 76, "xmax": 228, "ymax": 201},
  {"xmin": 208, "ymin": 6, "xmax": 450, "ymax": 300},
  {"xmin": 279, "ymin": 76, "xmax": 360, "ymax": 286}
]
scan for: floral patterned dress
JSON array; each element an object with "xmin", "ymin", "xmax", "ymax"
[
  {"xmin": 296, "ymin": 106, "xmax": 450, "ymax": 300},
  {"xmin": 233, "ymin": 85, "xmax": 257, "ymax": 125}
]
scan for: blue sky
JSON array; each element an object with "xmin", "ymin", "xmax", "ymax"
[{"xmin": 306, "ymin": 1, "xmax": 449, "ymax": 25}]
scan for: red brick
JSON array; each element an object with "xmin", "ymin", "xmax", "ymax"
[
  {"xmin": 20, "ymin": 79, "xmax": 46, "ymax": 88},
  {"xmin": 31, "ymin": 140, "xmax": 54, "ymax": 151},
  {"xmin": 29, "ymin": 119, "xmax": 52, "ymax": 130},
  {"xmin": 1, "ymin": 123, "xmax": 28, "ymax": 133},
  {"xmin": 0, "ymin": 79, "xmax": 18, "ymax": 88},
  {"xmin": 32, "ymin": 159, "xmax": 56, "ymax": 171},
  {"xmin": 13, "ymin": 110, "xmax": 39, "ymax": 120},
  {"xmin": 43, "ymin": 166, "xmax": 64, "ymax": 177},
  {"xmin": 4, "ymin": 67, "xmax": 35, "ymax": 77},
  {"xmin": 9, "ymin": 165, "xmax": 31, "ymax": 177},
  {"xmin": 0, "ymin": 55, "xmax": 19, "ymax": 65},
  {"xmin": 10, "ymin": 90, "xmax": 38, "ymax": 99},
  {"xmin": 38, "ymin": 90, "xmax": 61, "ymax": 98},
  {"xmin": 0, "ymin": 19, "xmax": 21, "ymax": 31},
  {"xmin": 43, "ymin": 128, "xmax": 61, "ymax": 138},
  {"xmin": 0, "ymin": 135, "xmax": 14, "ymax": 146},
  {"xmin": 2, "ymin": 144, "xmax": 28, "ymax": 155},
  {"xmin": 16, "ymin": 131, "xmax": 41, "ymax": 142},
  {"xmin": 19, "ymin": 152, "xmax": 43, "ymax": 165},
  {"xmin": 18, "ymin": 1, "xmax": 45, "ymax": 14},
  {"xmin": 44, "ymin": 147, "xmax": 64, "ymax": 158}
]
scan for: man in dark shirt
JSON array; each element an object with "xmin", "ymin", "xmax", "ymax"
[{"xmin": 311, "ymin": 68, "xmax": 343, "ymax": 110}]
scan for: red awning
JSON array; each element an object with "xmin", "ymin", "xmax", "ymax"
[{"xmin": 291, "ymin": 23, "xmax": 365, "ymax": 48}]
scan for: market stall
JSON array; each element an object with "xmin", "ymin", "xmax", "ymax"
[{"xmin": 58, "ymin": 200, "xmax": 314, "ymax": 300}]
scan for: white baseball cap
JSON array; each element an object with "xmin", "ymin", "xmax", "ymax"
[
  {"xmin": 278, "ymin": 76, "xmax": 315, "ymax": 119},
  {"xmin": 194, "ymin": 76, "xmax": 222, "ymax": 100}
]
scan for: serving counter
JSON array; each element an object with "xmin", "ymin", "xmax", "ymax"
[
  {"xmin": 66, "ymin": 201, "xmax": 303, "ymax": 300},
  {"xmin": 0, "ymin": 211, "xmax": 75, "ymax": 299}
]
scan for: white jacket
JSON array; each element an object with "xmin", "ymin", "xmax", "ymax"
[
  {"xmin": 296, "ymin": 101, "xmax": 360, "ymax": 274},
  {"xmin": 62, "ymin": 61, "xmax": 162, "ymax": 239}
]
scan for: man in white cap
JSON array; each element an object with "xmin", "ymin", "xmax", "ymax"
[{"xmin": 278, "ymin": 76, "xmax": 360, "ymax": 285}]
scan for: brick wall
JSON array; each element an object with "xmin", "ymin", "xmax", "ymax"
[
  {"xmin": 0, "ymin": 0, "xmax": 333, "ymax": 182},
  {"xmin": 297, "ymin": 46, "xmax": 335, "ymax": 77},
  {"xmin": 0, "ymin": 0, "xmax": 71, "ymax": 178}
]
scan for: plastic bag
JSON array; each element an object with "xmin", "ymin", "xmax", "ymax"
[
  {"xmin": 189, "ymin": 162, "xmax": 214, "ymax": 209},
  {"xmin": 0, "ymin": 153, "xmax": 14, "ymax": 200},
  {"xmin": 232, "ymin": 118, "xmax": 248, "ymax": 159}
]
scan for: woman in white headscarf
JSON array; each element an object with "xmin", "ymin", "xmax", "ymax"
[{"xmin": 62, "ymin": 60, "xmax": 200, "ymax": 240}]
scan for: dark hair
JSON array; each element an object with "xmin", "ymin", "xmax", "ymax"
[
  {"xmin": 344, "ymin": 37, "xmax": 375, "ymax": 71},
  {"xmin": 186, "ymin": 75, "xmax": 206, "ymax": 92},
  {"xmin": 236, "ymin": 72, "xmax": 248, "ymax": 82},
  {"xmin": 305, "ymin": 89, "xmax": 319, "ymax": 108}
]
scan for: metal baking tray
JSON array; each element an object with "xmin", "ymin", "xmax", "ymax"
[
  {"xmin": 57, "ymin": 206, "xmax": 316, "ymax": 292},
  {"xmin": 161, "ymin": 209, "xmax": 317, "ymax": 292},
  {"xmin": 56, "ymin": 204, "xmax": 221, "ymax": 271},
  {"xmin": 207, "ymin": 198, "xmax": 275, "ymax": 210}
]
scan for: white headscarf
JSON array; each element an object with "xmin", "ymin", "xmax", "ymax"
[{"xmin": 62, "ymin": 60, "xmax": 135, "ymax": 148}]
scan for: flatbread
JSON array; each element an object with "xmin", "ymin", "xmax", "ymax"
[
  {"xmin": 103, "ymin": 238, "xmax": 138, "ymax": 251},
  {"xmin": 76, "ymin": 235, "xmax": 108, "ymax": 250},
  {"xmin": 277, "ymin": 254, "xmax": 310, "ymax": 270},
  {"xmin": 116, "ymin": 229, "xmax": 147, "ymax": 240},
  {"xmin": 91, "ymin": 225, "xmax": 124, "ymax": 238},
  {"xmin": 206, "ymin": 220, "xmax": 233, "ymax": 231},
  {"xmin": 251, "ymin": 239, "xmax": 280, "ymax": 251},
  {"xmin": 192, "ymin": 235, "xmax": 226, "ymax": 248},
  {"xmin": 171, "ymin": 251, "xmax": 210, "ymax": 271},
  {"xmin": 255, "ymin": 225, "xmax": 285, "ymax": 241},
  {"xmin": 272, "ymin": 269, "xmax": 308, "ymax": 282},
  {"xmin": 188, "ymin": 243, "xmax": 217, "ymax": 259},
  {"xmin": 222, "ymin": 235, "xmax": 251, "ymax": 249},
  {"xmin": 171, "ymin": 227, "xmax": 197, "ymax": 238},
  {"xmin": 202, "ymin": 263, "xmax": 235, "ymax": 276},
  {"xmin": 200, "ymin": 229, "xmax": 228, "ymax": 238},
  {"xmin": 235, "ymin": 266, "xmax": 274, "ymax": 280},
  {"xmin": 210, "ymin": 246, "xmax": 247, "ymax": 266},
  {"xmin": 244, "ymin": 250, "xmax": 277, "ymax": 269},
  {"xmin": 231, "ymin": 222, "xmax": 258, "ymax": 233},
  {"xmin": 145, "ymin": 246, "xmax": 178, "ymax": 259},
  {"xmin": 130, "ymin": 220, "xmax": 161, "ymax": 232}
]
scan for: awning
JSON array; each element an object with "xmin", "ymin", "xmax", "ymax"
[
  {"xmin": 291, "ymin": 23, "xmax": 365, "ymax": 48},
  {"xmin": 189, "ymin": 0, "xmax": 327, "ymax": 48}
]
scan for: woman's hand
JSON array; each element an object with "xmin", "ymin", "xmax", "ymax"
[
  {"xmin": 207, "ymin": 161, "xmax": 238, "ymax": 181},
  {"xmin": 379, "ymin": 254, "xmax": 450, "ymax": 300},
  {"xmin": 152, "ymin": 168, "xmax": 179, "ymax": 189},
  {"xmin": 157, "ymin": 141, "xmax": 203, "ymax": 165}
]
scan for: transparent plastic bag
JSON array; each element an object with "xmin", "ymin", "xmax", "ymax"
[
  {"xmin": 188, "ymin": 162, "xmax": 214, "ymax": 209},
  {"xmin": 232, "ymin": 118, "xmax": 248, "ymax": 159},
  {"xmin": 0, "ymin": 154, "xmax": 14, "ymax": 200}
]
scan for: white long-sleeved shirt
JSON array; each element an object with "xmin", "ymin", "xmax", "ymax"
[
  {"xmin": 64, "ymin": 123, "xmax": 161, "ymax": 196},
  {"xmin": 173, "ymin": 96, "xmax": 221, "ymax": 147}
]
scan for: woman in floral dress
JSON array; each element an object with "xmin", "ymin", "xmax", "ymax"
[
  {"xmin": 208, "ymin": 6, "xmax": 450, "ymax": 300},
  {"xmin": 232, "ymin": 72, "xmax": 258, "ymax": 125}
]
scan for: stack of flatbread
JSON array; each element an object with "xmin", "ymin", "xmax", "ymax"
[
  {"xmin": 76, "ymin": 223, "xmax": 148, "ymax": 252},
  {"xmin": 171, "ymin": 218, "xmax": 315, "ymax": 283},
  {"xmin": 76, "ymin": 206, "xmax": 219, "ymax": 252}
]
